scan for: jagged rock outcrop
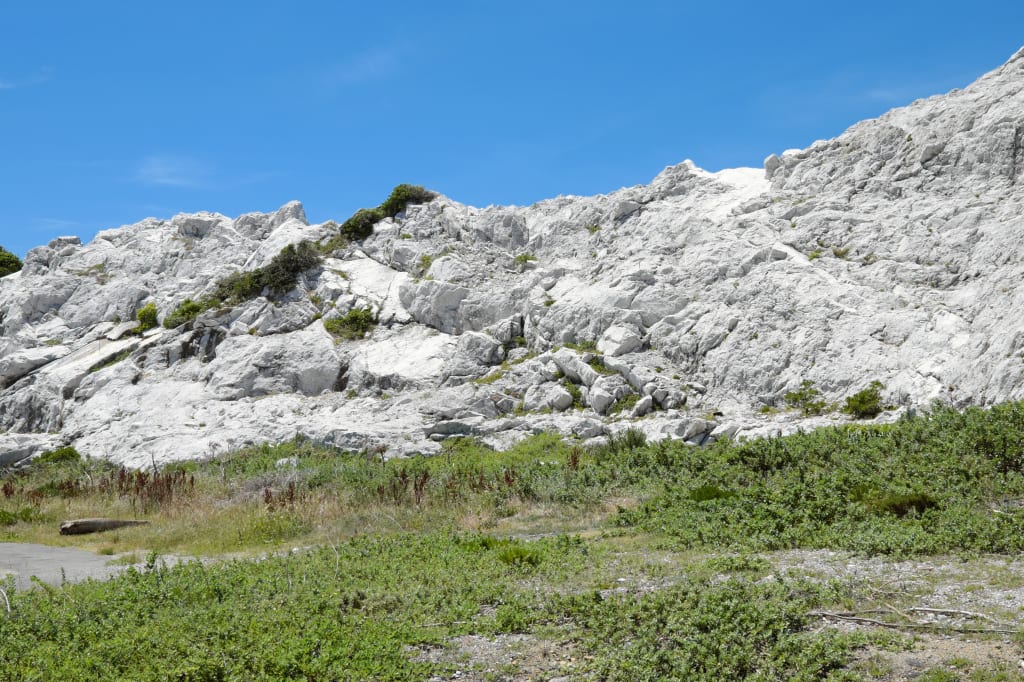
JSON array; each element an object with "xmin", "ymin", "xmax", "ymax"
[{"xmin": 4, "ymin": 49, "xmax": 1024, "ymax": 467}]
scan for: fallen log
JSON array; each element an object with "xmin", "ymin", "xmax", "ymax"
[{"xmin": 59, "ymin": 518, "xmax": 149, "ymax": 535}]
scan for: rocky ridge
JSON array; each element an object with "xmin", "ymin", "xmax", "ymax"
[{"xmin": 3, "ymin": 48, "xmax": 1024, "ymax": 467}]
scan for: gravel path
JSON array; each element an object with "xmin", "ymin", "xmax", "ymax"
[{"xmin": 0, "ymin": 542, "xmax": 138, "ymax": 590}]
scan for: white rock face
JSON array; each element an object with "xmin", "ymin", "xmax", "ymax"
[{"xmin": 5, "ymin": 50, "xmax": 1024, "ymax": 466}]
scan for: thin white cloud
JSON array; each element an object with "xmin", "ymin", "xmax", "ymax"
[
  {"xmin": 32, "ymin": 218, "xmax": 77, "ymax": 232},
  {"xmin": 322, "ymin": 46, "xmax": 402, "ymax": 87},
  {"xmin": 0, "ymin": 67, "xmax": 54, "ymax": 91},
  {"xmin": 135, "ymin": 155, "xmax": 212, "ymax": 188}
]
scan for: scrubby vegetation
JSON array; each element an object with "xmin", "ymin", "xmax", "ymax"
[
  {"xmin": 323, "ymin": 307, "xmax": 377, "ymax": 340},
  {"xmin": 323, "ymin": 184, "xmax": 437, "ymax": 248},
  {"xmin": 164, "ymin": 241, "xmax": 321, "ymax": 328},
  {"xmin": 844, "ymin": 380, "xmax": 886, "ymax": 419},
  {"xmin": 133, "ymin": 302, "xmax": 158, "ymax": 333},
  {"xmin": 0, "ymin": 246, "xmax": 23, "ymax": 277},
  {"xmin": 784, "ymin": 379, "xmax": 827, "ymax": 415},
  {"xmin": 622, "ymin": 401, "xmax": 1024, "ymax": 555},
  {"xmin": 3, "ymin": 403, "xmax": 1024, "ymax": 678}
]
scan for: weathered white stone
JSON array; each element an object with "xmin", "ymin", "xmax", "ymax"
[
  {"xmin": 597, "ymin": 324, "xmax": 643, "ymax": 357},
  {"xmin": 631, "ymin": 395, "xmax": 653, "ymax": 417},
  {"xmin": 588, "ymin": 382, "xmax": 616, "ymax": 415},
  {"xmin": 0, "ymin": 346, "xmax": 69, "ymax": 388},
  {"xmin": 550, "ymin": 349, "xmax": 601, "ymax": 386},
  {"xmin": 204, "ymin": 325, "xmax": 341, "ymax": 399},
  {"xmin": 4, "ymin": 50, "xmax": 1024, "ymax": 465}
]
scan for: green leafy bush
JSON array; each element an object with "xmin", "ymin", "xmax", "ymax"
[
  {"xmin": 163, "ymin": 298, "xmax": 211, "ymax": 328},
  {"xmin": 324, "ymin": 307, "xmax": 377, "ymax": 340},
  {"xmin": 134, "ymin": 302, "xmax": 158, "ymax": 332},
  {"xmin": 620, "ymin": 401, "xmax": 1024, "ymax": 555},
  {"xmin": 0, "ymin": 246, "xmax": 23, "ymax": 277},
  {"xmin": 164, "ymin": 241, "xmax": 322, "ymax": 328},
  {"xmin": 379, "ymin": 184, "xmax": 436, "ymax": 218},
  {"xmin": 340, "ymin": 208, "xmax": 384, "ymax": 241},
  {"xmin": 0, "ymin": 507, "xmax": 37, "ymax": 526},
  {"xmin": 332, "ymin": 185, "xmax": 435, "ymax": 244},
  {"xmin": 843, "ymin": 380, "xmax": 885, "ymax": 419},
  {"xmin": 783, "ymin": 379, "xmax": 827, "ymax": 416},
  {"xmin": 261, "ymin": 241, "xmax": 322, "ymax": 294},
  {"xmin": 35, "ymin": 446, "xmax": 82, "ymax": 465}
]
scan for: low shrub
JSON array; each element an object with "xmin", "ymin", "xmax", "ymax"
[
  {"xmin": 261, "ymin": 241, "xmax": 322, "ymax": 294},
  {"xmin": 513, "ymin": 253, "xmax": 536, "ymax": 268},
  {"xmin": 134, "ymin": 302, "xmax": 158, "ymax": 332},
  {"xmin": 340, "ymin": 208, "xmax": 385, "ymax": 241},
  {"xmin": 843, "ymin": 380, "xmax": 885, "ymax": 419},
  {"xmin": 869, "ymin": 491, "xmax": 938, "ymax": 517},
  {"xmin": 379, "ymin": 184, "xmax": 436, "ymax": 218},
  {"xmin": 0, "ymin": 507, "xmax": 37, "ymax": 526},
  {"xmin": 0, "ymin": 246, "xmax": 23, "ymax": 277},
  {"xmin": 163, "ymin": 298, "xmax": 212, "ymax": 328},
  {"xmin": 35, "ymin": 446, "xmax": 82, "ymax": 466},
  {"xmin": 324, "ymin": 307, "xmax": 377, "ymax": 340},
  {"xmin": 331, "ymin": 184, "xmax": 436, "ymax": 244},
  {"xmin": 609, "ymin": 393, "xmax": 640, "ymax": 414},
  {"xmin": 784, "ymin": 379, "xmax": 827, "ymax": 416},
  {"xmin": 164, "ymin": 241, "xmax": 322, "ymax": 329}
]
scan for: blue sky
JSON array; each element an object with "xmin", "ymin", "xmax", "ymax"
[{"xmin": 2, "ymin": 1, "xmax": 1023, "ymax": 257}]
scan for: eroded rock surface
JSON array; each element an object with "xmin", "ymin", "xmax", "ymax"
[{"xmin": 4, "ymin": 50, "xmax": 1024, "ymax": 466}]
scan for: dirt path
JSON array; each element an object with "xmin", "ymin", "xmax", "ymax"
[{"xmin": 0, "ymin": 542, "xmax": 141, "ymax": 590}]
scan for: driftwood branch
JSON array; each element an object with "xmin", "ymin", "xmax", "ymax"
[
  {"xmin": 809, "ymin": 610, "xmax": 1019, "ymax": 635},
  {"xmin": 59, "ymin": 518, "xmax": 149, "ymax": 535}
]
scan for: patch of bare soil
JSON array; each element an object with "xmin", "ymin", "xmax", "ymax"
[
  {"xmin": 776, "ymin": 549, "xmax": 1024, "ymax": 678},
  {"xmin": 847, "ymin": 634, "xmax": 1022, "ymax": 680},
  {"xmin": 413, "ymin": 633, "xmax": 580, "ymax": 682}
]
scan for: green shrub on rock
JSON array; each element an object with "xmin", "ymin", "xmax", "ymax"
[
  {"xmin": 35, "ymin": 446, "xmax": 82, "ymax": 465},
  {"xmin": 163, "ymin": 298, "xmax": 212, "ymax": 329},
  {"xmin": 134, "ymin": 302, "xmax": 158, "ymax": 332},
  {"xmin": 261, "ymin": 241, "xmax": 322, "ymax": 294},
  {"xmin": 379, "ymin": 184, "xmax": 436, "ymax": 218},
  {"xmin": 783, "ymin": 380, "xmax": 827, "ymax": 416},
  {"xmin": 0, "ymin": 246, "xmax": 23, "ymax": 277},
  {"xmin": 329, "ymin": 184, "xmax": 436, "ymax": 246},
  {"xmin": 340, "ymin": 208, "xmax": 385, "ymax": 241},
  {"xmin": 324, "ymin": 307, "xmax": 377, "ymax": 341},
  {"xmin": 843, "ymin": 380, "xmax": 885, "ymax": 419},
  {"xmin": 163, "ymin": 241, "xmax": 322, "ymax": 329}
]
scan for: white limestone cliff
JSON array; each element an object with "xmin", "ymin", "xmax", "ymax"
[{"xmin": 3, "ymin": 49, "xmax": 1024, "ymax": 467}]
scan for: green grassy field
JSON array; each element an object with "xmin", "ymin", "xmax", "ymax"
[{"xmin": 3, "ymin": 403, "xmax": 1024, "ymax": 680}]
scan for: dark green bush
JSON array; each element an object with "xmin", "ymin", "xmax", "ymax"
[
  {"xmin": 379, "ymin": 184, "xmax": 436, "ymax": 218},
  {"xmin": 332, "ymin": 185, "xmax": 435, "ymax": 244},
  {"xmin": 688, "ymin": 485, "xmax": 736, "ymax": 503},
  {"xmin": 869, "ymin": 491, "xmax": 938, "ymax": 517},
  {"xmin": 35, "ymin": 446, "xmax": 82, "ymax": 465},
  {"xmin": 618, "ymin": 401, "xmax": 1024, "ymax": 555},
  {"xmin": 843, "ymin": 380, "xmax": 885, "ymax": 419},
  {"xmin": 163, "ymin": 298, "xmax": 213, "ymax": 329},
  {"xmin": 324, "ymin": 307, "xmax": 377, "ymax": 340},
  {"xmin": 163, "ymin": 241, "xmax": 322, "ymax": 329},
  {"xmin": 134, "ymin": 302, "xmax": 158, "ymax": 332},
  {"xmin": 210, "ymin": 270, "xmax": 264, "ymax": 303},
  {"xmin": 261, "ymin": 241, "xmax": 322, "ymax": 294},
  {"xmin": 0, "ymin": 507, "xmax": 37, "ymax": 526},
  {"xmin": 340, "ymin": 208, "xmax": 385, "ymax": 241},
  {"xmin": 783, "ymin": 379, "xmax": 827, "ymax": 415},
  {"xmin": 0, "ymin": 246, "xmax": 22, "ymax": 277}
]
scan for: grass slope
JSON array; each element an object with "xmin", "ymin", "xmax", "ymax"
[{"xmin": 3, "ymin": 403, "xmax": 1024, "ymax": 679}]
